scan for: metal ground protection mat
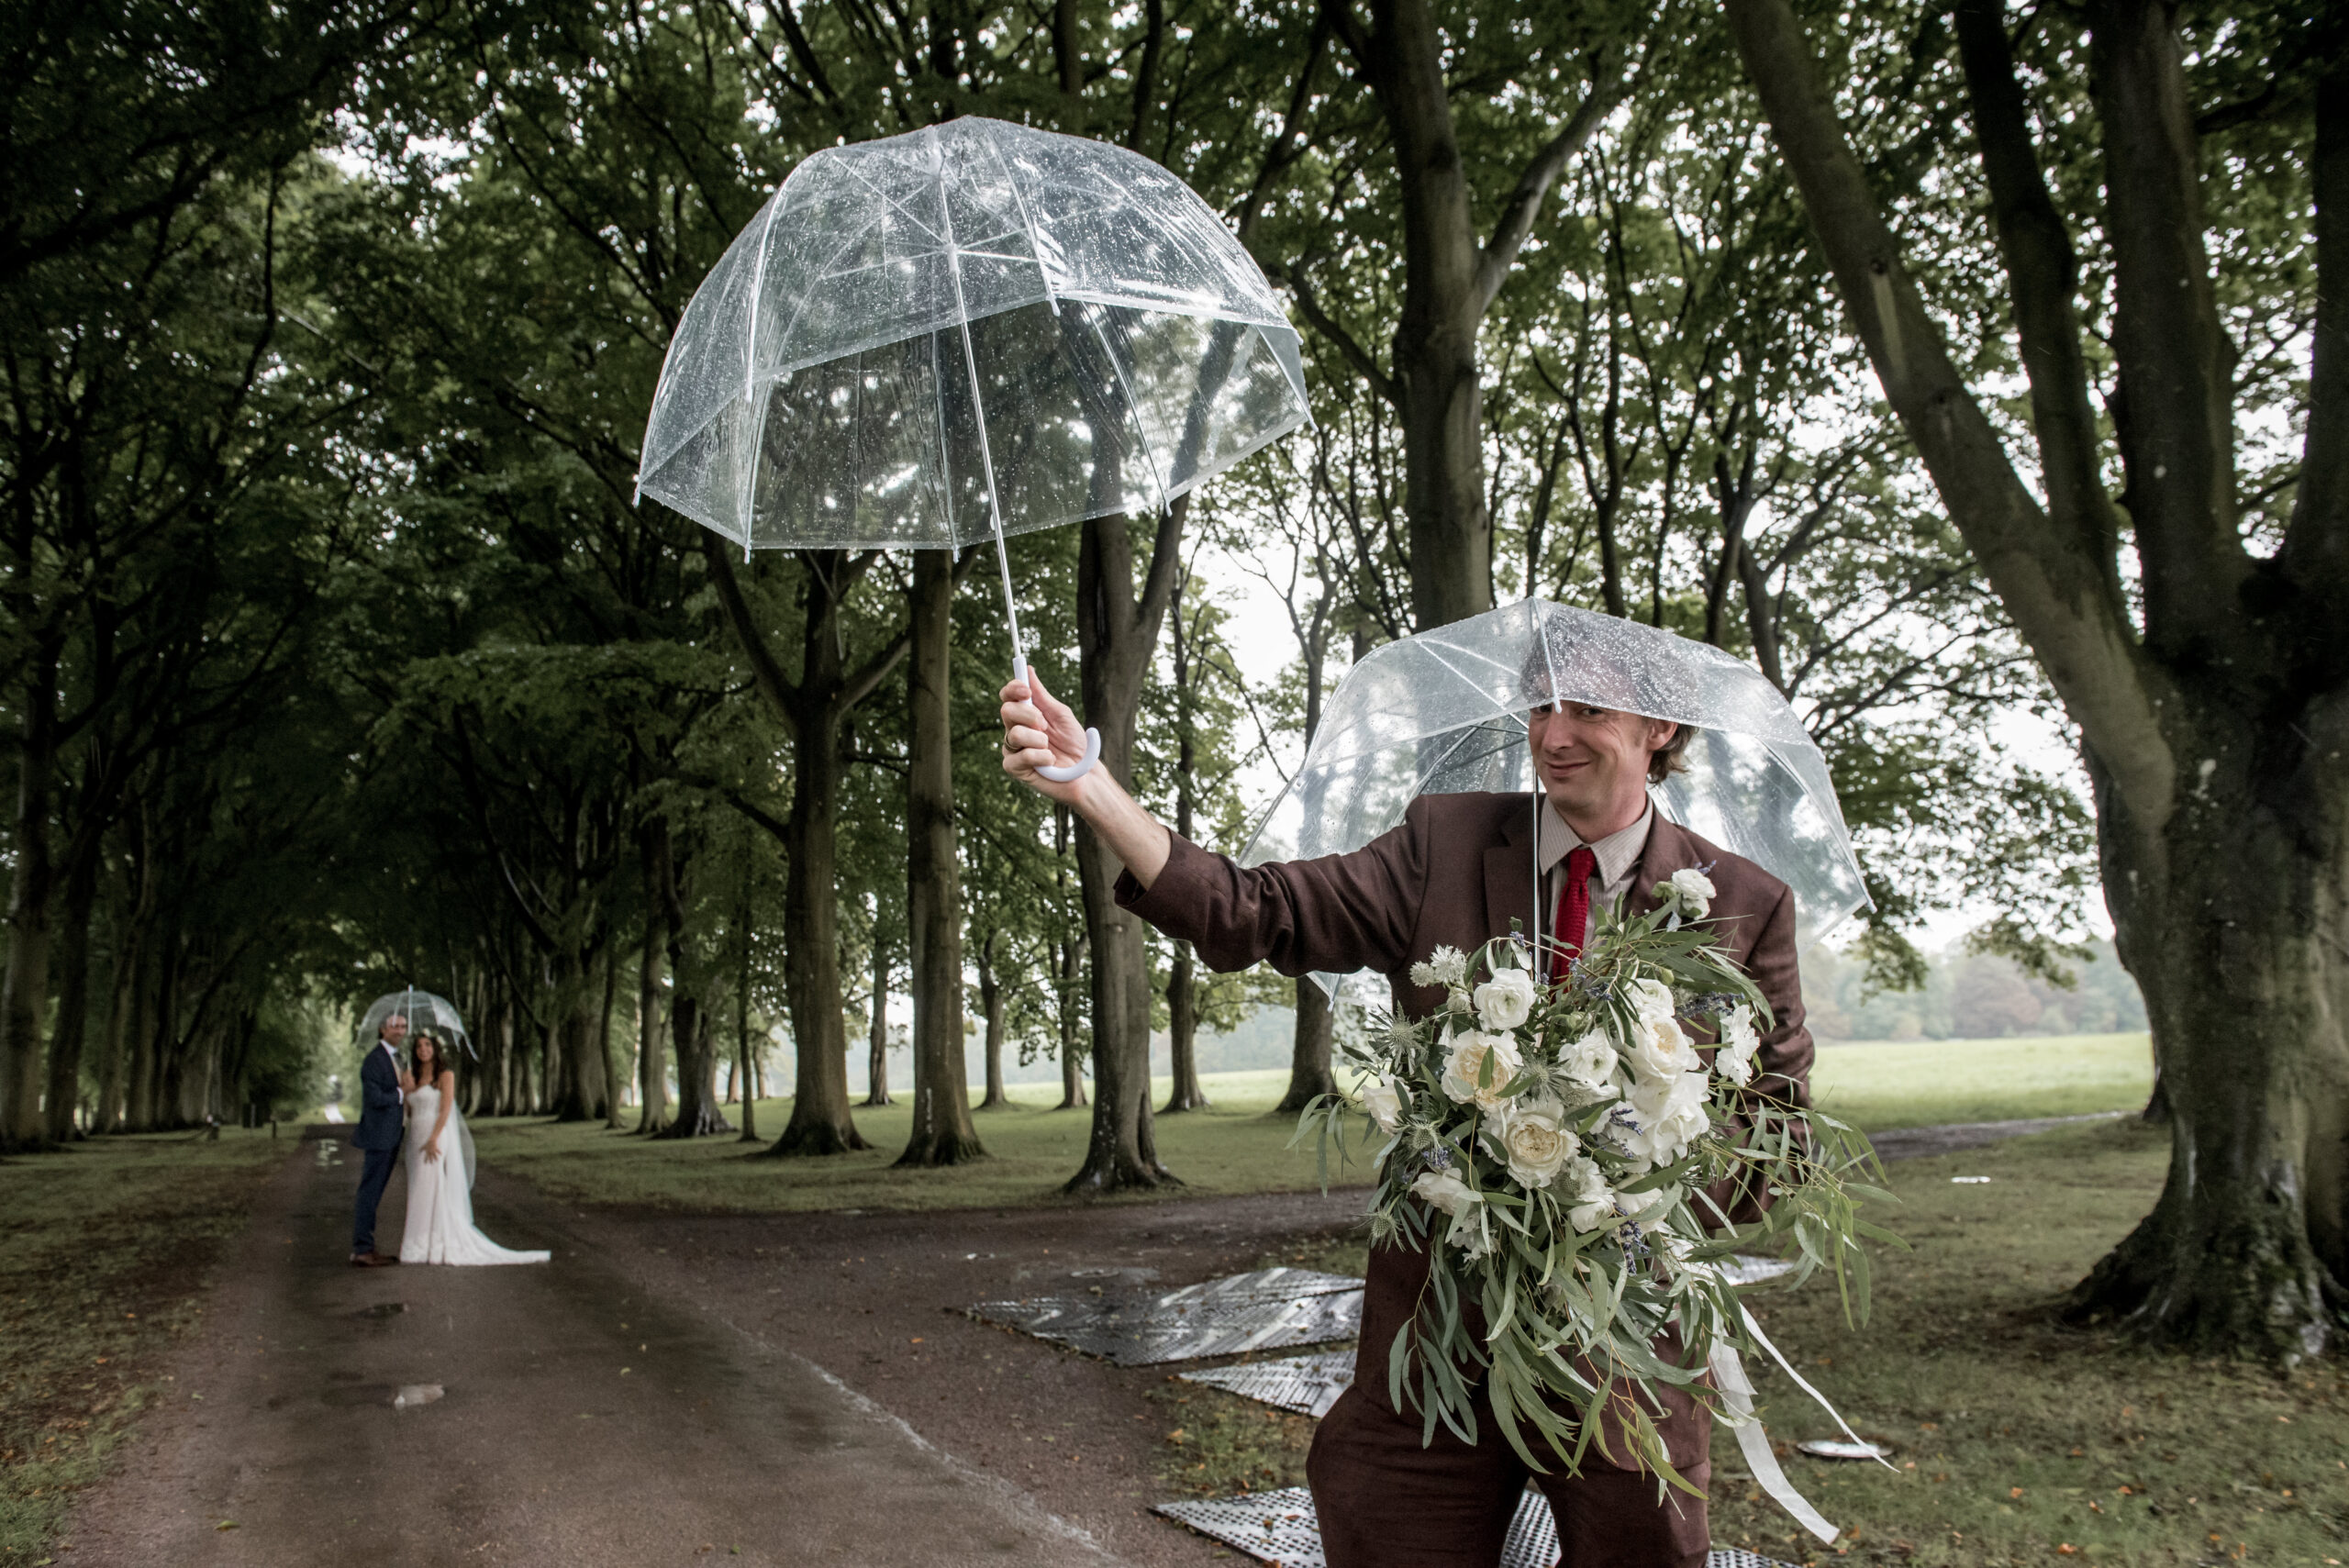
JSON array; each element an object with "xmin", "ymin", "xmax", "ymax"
[
  {"xmin": 967, "ymin": 1268, "xmax": 1363, "ymax": 1366},
  {"xmin": 1180, "ymin": 1350, "xmax": 1355, "ymax": 1416},
  {"xmin": 1152, "ymin": 1486, "xmax": 1795, "ymax": 1568}
]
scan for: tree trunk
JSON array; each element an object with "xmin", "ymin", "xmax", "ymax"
[
  {"xmin": 2061, "ymin": 757, "xmax": 2349, "ymax": 1357},
  {"xmin": 0, "ymin": 653, "xmax": 58, "ymax": 1148},
  {"xmin": 1063, "ymin": 505, "xmax": 1185, "ymax": 1192},
  {"xmin": 863, "ymin": 940, "xmax": 892, "ymax": 1107},
  {"xmin": 736, "ymin": 921, "xmax": 760, "ymax": 1141},
  {"xmin": 41, "ymin": 826, "xmax": 103, "ymax": 1142},
  {"xmin": 1161, "ymin": 577, "xmax": 1208, "ymax": 1116},
  {"xmin": 1315, "ymin": 0, "xmax": 1624, "ymax": 634},
  {"xmin": 1162, "ymin": 946, "xmax": 1208, "ymax": 1114},
  {"xmin": 899, "ymin": 549, "xmax": 982, "ymax": 1165},
  {"xmin": 548, "ymin": 951, "xmax": 608, "ymax": 1123},
  {"xmin": 976, "ymin": 931, "xmax": 1009, "ymax": 1110},
  {"xmin": 1276, "ymin": 977, "xmax": 1340, "ymax": 1113},
  {"xmin": 596, "ymin": 941, "xmax": 621, "ymax": 1129},
  {"xmin": 659, "ymin": 992, "xmax": 733, "ymax": 1138},
  {"xmin": 1053, "ymin": 807, "xmax": 1088, "ymax": 1111},
  {"xmin": 769, "ymin": 693, "xmax": 869, "ymax": 1154}
]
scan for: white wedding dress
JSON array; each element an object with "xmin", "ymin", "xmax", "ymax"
[{"xmin": 397, "ymin": 1084, "xmax": 550, "ymax": 1265}]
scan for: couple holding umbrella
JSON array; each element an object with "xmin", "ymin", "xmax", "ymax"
[
  {"xmin": 348, "ymin": 986, "xmax": 547, "ymax": 1269},
  {"xmin": 640, "ymin": 117, "xmax": 1867, "ymax": 1568}
]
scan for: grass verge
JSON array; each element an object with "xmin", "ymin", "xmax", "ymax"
[
  {"xmin": 473, "ymin": 1037, "xmax": 2157, "ymax": 1216},
  {"xmin": 0, "ymin": 1129, "xmax": 287, "ymax": 1566},
  {"xmin": 1809, "ymin": 1033, "xmax": 2153, "ymax": 1132},
  {"xmin": 469, "ymin": 1070, "xmax": 1352, "ymax": 1213}
]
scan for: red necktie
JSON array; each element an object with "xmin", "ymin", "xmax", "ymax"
[{"xmin": 1551, "ymin": 844, "xmax": 1597, "ymax": 981}]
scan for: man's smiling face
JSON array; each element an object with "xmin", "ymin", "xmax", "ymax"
[
  {"xmin": 381, "ymin": 1014, "xmax": 410, "ymax": 1049},
  {"xmin": 1527, "ymin": 702, "xmax": 1677, "ymax": 835}
]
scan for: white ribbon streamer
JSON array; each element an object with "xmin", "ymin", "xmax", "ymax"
[
  {"xmin": 1707, "ymin": 1340, "xmax": 1839, "ymax": 1545},
  {"xmin": 1702, "ymin": 1304, "xmax": 1894, "ymax": 1546}
]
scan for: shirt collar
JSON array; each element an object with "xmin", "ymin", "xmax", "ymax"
[{"xmin": 1537, "ymin": 800, "xmax": 1653, "ymax": 891}]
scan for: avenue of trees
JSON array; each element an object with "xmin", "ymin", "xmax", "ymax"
[{"xmin": 0, "ymin": 1, "xmax": 2331, "ymax": 1352}]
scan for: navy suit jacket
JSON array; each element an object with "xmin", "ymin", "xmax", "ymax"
[{"xmin": 353, "ymin": 1042, "xmax": 406, "ymax": 1152}]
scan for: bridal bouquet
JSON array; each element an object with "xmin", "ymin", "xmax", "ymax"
[{"xmin": 1297, "ymin": 875, "xmax": 1895, "ymax": 1518}]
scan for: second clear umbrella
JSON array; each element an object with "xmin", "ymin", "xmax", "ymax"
[{"xmin": 637, "ymin": 116, "xmax": 1313, "ymax": 779}]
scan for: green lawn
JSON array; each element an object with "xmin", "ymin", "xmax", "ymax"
[
  {"xmin": 1809, "ymin": 1032, "xmax": 2153, "ymax": 1131},
  {"xmin": 1703, "ymin": 1118, "xmax": 2346, "ymax": 1567},
  {"xmin": 474, "ymin": 1035, "xmax": 2159, "ymax": 1215},
  {"xmin": 469, "ymin": 1069, "xmax": 1335, "ymax": 1213},
  {"xmin": 0, "ymin": 1129, "xmax": 288, "ymax": 1566}
]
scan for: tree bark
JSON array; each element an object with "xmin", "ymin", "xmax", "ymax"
[
  {"xmin": 1727, "ymin": 0, "xmax": 2348, "ymax": 1356},
  {"xmin": 1315, "ymin": 0, "xmax": 1626, "ymax": 632},
  {"xmin": 40, "ymin": 820, "xmax": 104, "ymax": 1142},
  {"xmin": 707, "ymin": 543, "xmax": 900, "ymax": 1159},
  {"xmin": 0, "ymin": 651, "xmax": 58, "ymax": 1148},
  {"xmin": 1064, "ymin": 506, "xmax": 1183, "ymax": 1192},
  {"xmin": 735, "ymin": 887, "xmax": 760, "ymax": 1141},
  {"xmin": 898, "ymin": 548, "xmax": 982, "ymax": 1165},
  {"xmin": 1053, "ymin": 806, "xmax": 1088, "ymax": 1111},
  {"xmin": 659, "ymin": 991, "xmax": 732, "ymax": 1139},
  {"xmin": 975, "ymin": 929, "xmax": 1009, "ymax": 1109},
  {"xmin": 1277, "ymin": 978, "xmax": 1341, "ymax": 1113},
  {"xmin": 1162, "ymin": 575, "xmax": 1208, "ymax": 1116},
  {"xmin": 863, "ymin": 939, "xmax": 892, "ymax": 1106}
]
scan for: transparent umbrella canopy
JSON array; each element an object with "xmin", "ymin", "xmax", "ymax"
[
  {"xmin": 1241, "ymin": 601, "xmax": 1870, "ymax": 995},
  {"xmin": 357, "ymin": 988, "xmax": 473, "ymax": 1059},
  {"xmin": 638, "ymin": 116, "xmax": 1312, "ymax": 780}
]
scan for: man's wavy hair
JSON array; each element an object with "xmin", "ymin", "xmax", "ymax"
[{"xmin": 1518, "ymin": 627, "xmax": 1694, "ymax": 785}]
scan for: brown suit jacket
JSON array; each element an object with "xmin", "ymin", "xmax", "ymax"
[{"xmin": 1115, "ymin": 790, "xmax": 1814, "ymax": 1458}]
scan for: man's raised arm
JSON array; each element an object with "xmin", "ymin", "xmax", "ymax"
[{"xmin": 999, "ymin": 668, "xmax": 1172, "ymax": 888}]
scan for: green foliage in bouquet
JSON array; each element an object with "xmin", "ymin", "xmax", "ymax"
[{"xmin": 1295, "ymin": 879, "xmax": 1899, "ymax": 1492}]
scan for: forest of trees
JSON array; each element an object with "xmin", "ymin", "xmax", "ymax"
[{"xmin": 0, "ymin": 1, "xmax": 2331, "ymax": 1348}]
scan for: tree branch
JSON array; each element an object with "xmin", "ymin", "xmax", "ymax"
[
  {"xmin": 1280, "ymin": 261, "xmax": 1397, "ymax": 404},
  {"xmin": 1953, "ymin": 0, "xmax": 2126, "ymax": 603},
  {"xmin": 2279, "ymin": 42, "xmax": 2349, "ymax": 607},
  {"xmin": 700, "ymin": 534, "xmax": 802, "ymax": 731},
  {"xmin": 1472, "ymin": 45, "xmax": 1628, "ymax": 316},
  {"xmin": 1723, "ymin": 0, "xmax": 2174, "ymax": 829}
]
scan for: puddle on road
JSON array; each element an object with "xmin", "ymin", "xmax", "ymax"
[
  {"xmin": 353, "ymin": 1302, "xmax": 407, "ymax": 1320},
  {"xmin": 312, "ymin": 1140, "xmax": 344, "ymax": 1171},
  {"xmin": 393, "ymin": 1384, "xmax": 444, "ymax": 1410}
]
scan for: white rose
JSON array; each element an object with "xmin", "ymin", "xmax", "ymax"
[
  {"xmin": 1618, "ymin": 1070, "xmax": 1713, "ymax": 1166},
  {"xmin": 1626, "ymin": 977, "xmax": 1678, "ymax": 1023},
  {"xmin": 1622, "ymin": 1011, "xmax": 1701, "ymax": 1085},
  {"xmin": 1716, "ymin": 1004, "xmax": 1762, "ymax": 1088},
  {"xmin": 1666, "ymin": 866, "xmax": 1716, "ymax": 918},
  {"xmin": 1361, "ymin": 1074, "xmax": 1406, "ymax": 1133},
  {"xmin": 1473, "ymin": 966, "xmax": 1537, "ymax": 1031},
  {"xmin": 1556, "ymin": 1029, "xmax": 1621, "ymax": 1098},
  {"xmin": 1440, "ymin": 1029, "xmax": 1524, "ymax": 1109},
  {"xmin": 1484, "ymin": 1097, "xmax": 1577, "ymax": 1188},
  {"xmin": 1410, "ymin": 1166, "xmax": 1479, "ymax": 1218},
  {"xmin": 1563, "ymin": 1157, "xmax": 1616, "ymax": 1233}
]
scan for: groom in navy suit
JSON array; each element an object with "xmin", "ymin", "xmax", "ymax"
[{"xmin": 351, "ymin": 1012, "xmax": 407, "ymax": 1267}]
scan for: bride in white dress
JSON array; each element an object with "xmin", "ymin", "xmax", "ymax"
[{"xmin": 397, "ymin": 1035, "xmax": 550, "ymax": 1266}]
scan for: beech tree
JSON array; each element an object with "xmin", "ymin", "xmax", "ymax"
[{"xmin": 1726, "ymin": 0, "xmax": 2342, "ymax": 1353}]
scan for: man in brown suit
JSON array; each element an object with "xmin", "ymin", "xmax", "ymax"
[{"xmin": 1001, "ymin": 662, "xmax": 1813, "ymax": 1568}]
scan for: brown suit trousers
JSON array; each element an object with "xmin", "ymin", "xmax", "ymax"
[{"xmin": 1118, "ymin": 792, "xmax": 1815, "ymax": 1568}]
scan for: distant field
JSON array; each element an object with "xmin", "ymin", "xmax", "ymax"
[
  {"xmin": 1809, "ymin": 1031, "xmax": 2154, "ymax": 1131},
  {"xmin": 471, "ymin": 1034, "xmax": 2157, "ymax": 1214}
]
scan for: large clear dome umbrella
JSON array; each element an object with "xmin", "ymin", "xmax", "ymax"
[
  {"xmin": 1241, "ymin": 601, "xmax": 1871, "ymax": 995},
  {"xmin": 357, "ymin": 987, "xmax": 473, "ymax": 1058},
  {"xmin": 638, "ymin": 116, "xmax": 1312, "ymax": 780}
]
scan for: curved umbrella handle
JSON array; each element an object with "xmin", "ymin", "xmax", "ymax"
[{"xmin": 1012, "ymin": 656, "xmax": 1101, "ymax": 783}]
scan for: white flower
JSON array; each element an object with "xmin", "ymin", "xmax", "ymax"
[
  {"xmin": 1409, "ymin": 945, "xmax": 1470, "ymax": 990},
  {"xmin": 1626, "ymin": 977, "xmax": 1678, "ymax": 1024},
  {"xmin": 1665, "ymin": 866, "xmax": 1716, "ymax": 918},
  {"xmin": 1622, "ymin": 1010, "xmax": 1701, "ymax": 1085},
  {"xmin": 1556, "ymin": 1029, "xmax": 1620, "ymax": 1099},
  {"xmin": 1472, "ymin": 967, "xmax": 1538, "ymax": 1031},
  {"xmin": 1617, "ymin": 1069, "xmax": 1713, "ymax": 1167},
  {"xmin": 1408, "ymin": 1167, "xmax": 1489, "ymax": 1251},
  {"xmin": 1716, "ymin": 1004, "xmax": 1762, "ymax": 1088},
  {"xmin": 1410, "ymin": 1166, "xmax": 1478, "ymax": 1218},
  {"xmin": 1484, "ymin": 1096, "xmax": 1578, "ymax": 1188},
  {"xmin": 1563, "ymin": 1157, "xmax": 1616, "ymax": 1233},
  {"xmin": 1440, "ymin": 1029, "xmax": 1524, "ymax": 1110},
  {"xmin": 1361, "ymin": 1074, "xmax": 1406, "ymax": 1134}
]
